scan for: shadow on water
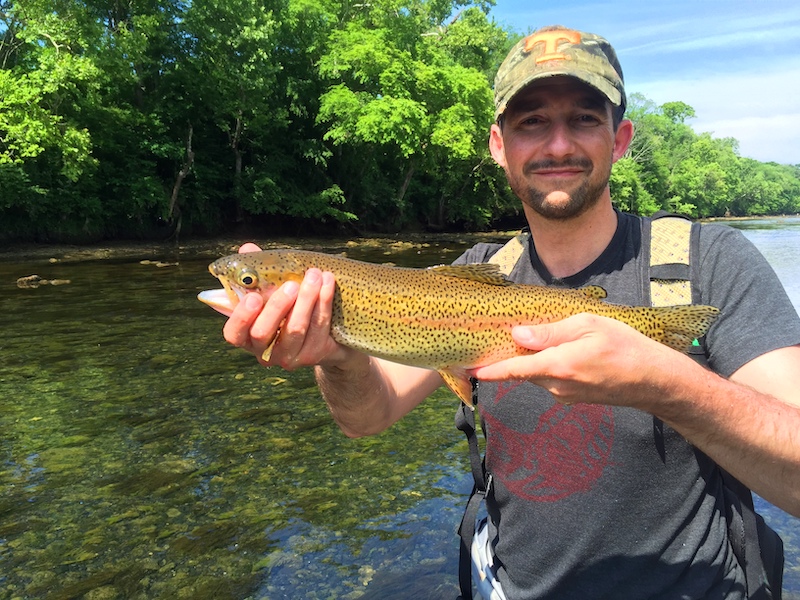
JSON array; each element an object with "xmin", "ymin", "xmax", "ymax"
[{"xmin": 0, "ymin": 227, "xmax": 798, "ymax": 598}]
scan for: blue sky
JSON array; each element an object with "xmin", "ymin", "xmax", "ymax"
[{"xmin": 487, "ymin": 0, "xmax": 800, "ymax": 165}]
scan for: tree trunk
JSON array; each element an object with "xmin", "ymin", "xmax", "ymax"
[
  {"xmin": 167, "ymin": 123, "xmax": 194, "ymax": 221},
  {"xmin": 230, "ymin": 110, "xmax": 244, "ymax": 222},
  {"xmin": 395, "ymin": 162, "xmax": 415, "ymax": 225}
]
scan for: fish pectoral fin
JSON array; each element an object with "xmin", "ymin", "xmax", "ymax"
[
  {"xmin": 438, "ymin": 369, "xmax": 475, "ymax": 409},
  {"xmin": 428, "ymin": 264, "xmax": 512, "ymax": 286},
  {"xmin": 261, "ymin": 329, "xmax": 281, "ymax": 362}
]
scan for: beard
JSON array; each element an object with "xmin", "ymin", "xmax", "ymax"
[{"xmin": 506, "ymin": 157, "xmax": 612, "ymax": 221}]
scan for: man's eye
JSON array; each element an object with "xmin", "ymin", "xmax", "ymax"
[{"xmin": 576, "ymin": 114, "xmax": 601, "ymax": 125}]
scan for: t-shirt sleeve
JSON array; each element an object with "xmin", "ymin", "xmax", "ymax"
[
  {"xmin": 699, "ymin": 224, "xmax": 800, "ymax": 377},
  {"xmin": 452, "ymin": 242, "xmax": 504, "ymax": 266}
]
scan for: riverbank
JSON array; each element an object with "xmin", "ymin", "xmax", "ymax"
[
  {"xmin": 3, "ymin": 213, "xmax": 799, "ymax": 264},
  {"xmin": 0, "ymin": 231, "xmax": 522, "ymax": 264}
]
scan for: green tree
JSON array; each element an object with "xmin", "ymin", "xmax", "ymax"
[
  {"xmin": 668, "ymin": 135, "xmax": 740, "ymax": 217},
  {"xmin": 731, "ymin": 159, "xmax": 800, "ymax": 216},
  {"xmin": 316, "ymin": 1, "xmax": 510, "ymax": 230},
  {"xmin": 2, "ymin": 1, "xmax": 797, "ymax": 242},
  {"xmin": 609, "ymin": 156, "xmax": 658, "ymax": 215},
  {"xmin": 0, "ymin": 1, "xmax": 100, "ymax": 238}
]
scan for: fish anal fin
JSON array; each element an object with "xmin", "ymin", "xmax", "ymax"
[
  {"xmin": 429, "ymin": 264, "xmax": 512, "ymax": 286},
  {"xmin": 439, "ymin": 369, "xmax": 474, "ymax": 409},
  {"xmin": 581, "ymin": 285, "xmax": 608, "ymax": 300}
]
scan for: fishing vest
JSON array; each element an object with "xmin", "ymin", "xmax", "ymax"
[{"xmin": 455, "ymin": 213, "xmax": 784, "ymax": 600}]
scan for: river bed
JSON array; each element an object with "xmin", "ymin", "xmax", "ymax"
[{"xmin": 1, "ymin": 221, "xmax": 798, "ymax": 599}]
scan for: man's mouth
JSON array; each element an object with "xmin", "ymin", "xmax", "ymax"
[{"xmin": 525, "ymin": 159, "xmax": 591, "ymax": 177}]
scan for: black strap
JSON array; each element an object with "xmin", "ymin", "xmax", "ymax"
[
  {"xmin": 455, "ymin": 383, "xmax": 488, "ymax": 600},
  {"xmin": 720, "ymin": 469, "xmax": 783, "ymax": 599},
  {"xmin": 649, "ymin": 262, "xmax": 690, "ymax": 281},
  {"xmin": 722, "ymin": 470, "xmax": 762, "ymax": 599}
]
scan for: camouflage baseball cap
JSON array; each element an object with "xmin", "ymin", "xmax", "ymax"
[{"xmin": 494, "ymin": 26, "xmax": 626, "ymax": 120}]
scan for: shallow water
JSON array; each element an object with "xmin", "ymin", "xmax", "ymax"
[{"xmin": 0, "ymin": 224, "xmax": 798, "ymax": 599}]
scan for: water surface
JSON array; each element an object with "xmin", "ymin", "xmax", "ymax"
[{"xmin": 1, "ymin": 224, "xmax": 798, "ymax": 598}]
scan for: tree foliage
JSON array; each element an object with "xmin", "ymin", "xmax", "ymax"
[
  {"xmin": 615, "ymin": 93, "xmax": 800, "ymax": 219},
  {"xmin": 0, "ymin": 2, "xmax": 798, "ymax": 242}
]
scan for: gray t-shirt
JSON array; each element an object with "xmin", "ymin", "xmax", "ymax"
[{"xmin": 454, "ymin": 212, "xmax": 800, "ymax": 599}]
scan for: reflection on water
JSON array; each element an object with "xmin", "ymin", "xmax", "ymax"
[{"xmin": 0, "ymin": 225, "xmax": 798, "ymax": 598}]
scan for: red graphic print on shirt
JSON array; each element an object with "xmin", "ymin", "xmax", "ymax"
[{"xmin": 484, "ymin": 381, "xmax": 615, "ymax": 502}]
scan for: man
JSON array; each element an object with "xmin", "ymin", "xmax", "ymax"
[{"xmin": 223, "ymin": 26, "xmax": 800, "ymax": 599}]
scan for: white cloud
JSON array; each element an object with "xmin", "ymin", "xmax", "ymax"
[
  {"xmin": 695, "ymin": 114, "xmax": 800, "ymax": 165},
  {"xmin": 629, "ymin": 59, "xmax": 800, "ymax": 165},
  {"xmin": 617, "ymin": 9, "xmax": 800, "ymax": 54}
]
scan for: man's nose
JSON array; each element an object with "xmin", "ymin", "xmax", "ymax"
[{"xmin": 542, "ymin": 120, "xmax": 576, "ymax": 158}]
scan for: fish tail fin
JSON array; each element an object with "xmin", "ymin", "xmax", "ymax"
[{"xmin": 642, "ymin": 304, "xmax": 720, "ymax": 352}]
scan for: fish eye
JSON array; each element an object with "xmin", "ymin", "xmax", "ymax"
[{"xmin": 237, "ymin": 268, "xmax": 259, "ymax": 289}]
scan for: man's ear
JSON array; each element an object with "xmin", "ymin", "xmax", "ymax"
[
  {"xmin": 489, "ymin": 122, "xmax": 507, "ymax": 168},
  {"xmin": 612, "ymin": 119, "xmax": 634, "ymax": 163}
]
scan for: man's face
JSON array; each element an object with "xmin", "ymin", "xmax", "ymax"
[{"xmin": 489, "ymin": 77, "xmax": 632, "ymax": 221}]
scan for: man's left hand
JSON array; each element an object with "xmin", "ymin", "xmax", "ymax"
[{"xmin": 468, "ymin": 313, "xmax": 685, "ymax": 408}]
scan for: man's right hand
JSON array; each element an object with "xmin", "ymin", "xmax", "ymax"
[
  {"xmin": 220, "ymin": 243, "xmax": 441, "ymax": 439},
  {"xmin": 221, "ymin": 243, "xmax": 352, "ymax": 370}
]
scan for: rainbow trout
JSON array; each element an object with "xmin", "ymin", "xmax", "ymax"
[{"xmin": 198, "ymin": 249, "xmax": 719, "ymax": 406}]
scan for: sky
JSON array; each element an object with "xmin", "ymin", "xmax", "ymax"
[{"xmin": 487, "ymin": 0, "xmax": 800, "ymax": 165}]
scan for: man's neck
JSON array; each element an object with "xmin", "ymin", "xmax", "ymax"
[{"xmin": 524, "ymin": 201, "xmax": 619, "ymax": 279}]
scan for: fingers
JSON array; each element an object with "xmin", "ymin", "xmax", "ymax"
[
  {"xmin": 470, "ymin": 355, "xmax": 544, "ymax": 382},
  {"xmin": 222, "ymin": 266, "xmax": 339, "ymax": 370},
  {"xmin": 238, "ymin": 242, "xmax": 262, "ymax": 253},
  {"xmin": 296, "ymin": 271, "xmax": 337, "ymax": 362},
  {"xmin": 469, "ymin": 314, "xmax": 666, "ymax": 406},
  {"xmin": 267, "ymin": 268, "xmax": 324, "ymax": 367},
  {"xmin": 511, "ymin": 314, "xmax": 602, "ymax": 350},
  {"xmin": 469, "ymin": 314, "xmax": 608, "ymax": 383},
  {"xmin": 221, "ymin": 280, "xmax": 300, "ymax": 361},
  {"xmin": 250, "ymin": 280, "xmax": 299, "ymax": 343}
]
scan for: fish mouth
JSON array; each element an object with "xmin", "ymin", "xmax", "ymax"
[
  {"xmin": 198, "ymin": 266, "xmax": 246, "ymax": 317},
  {"xmin": 197, "ymin": 288, "xmax": 238, "ymax": 317}
]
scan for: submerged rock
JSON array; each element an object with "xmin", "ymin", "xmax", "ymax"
[{"xmin": 16, "ymin": 274, "xmax": 71, "ymax": 288}]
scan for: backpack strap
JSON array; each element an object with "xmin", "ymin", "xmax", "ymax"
[
  {"xmin": 488, "ymin": 231, "xmax": 530, "ymax": 277},
  {"xmin": 649, "ymin": 213, "xmax": 693, "ymax": 307},
  {"xmin": 455, "ymin": 399, "xmax": 490, "ymax": 600},
  {"xmin": 648, "ymin": 212, "xmax": 783, "ymax": 600},
  {"xmin": 456, "ymin": 232, "xmax": 527, "ymax": 600}
]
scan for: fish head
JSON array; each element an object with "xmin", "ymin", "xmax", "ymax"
[{"xmin": 198, "ymin": 250, "xmax": 304, "ymax": 317}]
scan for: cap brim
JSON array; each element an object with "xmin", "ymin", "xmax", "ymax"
[{"xmin": 495, "ymin": 70, "xmax": 623, "ymax": 119}]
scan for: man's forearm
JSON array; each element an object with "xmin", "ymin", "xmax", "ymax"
[
  {"xmin": 316, "ymin": 356, "xmax": 442, "ymax": 439},
  {"xmin": 649, "ymin": 356, "xmax": 800, "ymax": 517},
  {"xmin": 315, "ymin": 355, "xmax": 396, "ymax": 438}
]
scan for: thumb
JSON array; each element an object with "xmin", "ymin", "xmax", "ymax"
[
  {"xmin": 238, "ymin": 242, "xmax": 262, "ymax": 254},
  {"xmin": 512, "ymin": 322, "xmax": 563, "ymax": 350}
]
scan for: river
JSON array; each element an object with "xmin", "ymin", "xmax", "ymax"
[{"xmin": 0, "ymin": 219, "xmax": 798, "ymax": 599}]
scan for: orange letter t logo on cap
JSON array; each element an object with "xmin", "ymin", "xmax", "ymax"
[{"xmin": 524, "ymin": 29, "xmax": 581, "ymax": 63}]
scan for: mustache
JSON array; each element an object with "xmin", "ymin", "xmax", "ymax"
[{"xmin": 524, "ymin": 158, "xmax": 592, "ymax": 173}]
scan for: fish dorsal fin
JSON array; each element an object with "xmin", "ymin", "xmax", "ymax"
[
  {"xmin": 581, "ymin": 285, "xmax": 608, "ymax": 300},
  {"xmin": 428, "ymin": 263, "xmax": 513, "ymax": 286}
]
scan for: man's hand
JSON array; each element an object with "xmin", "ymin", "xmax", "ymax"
[
  {"xmin": 221, "ymin": 243, "xmax": 352, "ymax": 370},
  {"xmin": 468, "ymin": 313, "xmax": 684, "ymax": 408}
]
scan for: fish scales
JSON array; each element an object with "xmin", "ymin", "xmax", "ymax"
[{"xmin": 199, "ymin": 248, "xmax": 720, "ymax": 406}]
